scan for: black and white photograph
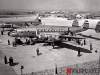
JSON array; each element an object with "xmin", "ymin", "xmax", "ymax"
[{"xmin": 0, "ymin": 0, "xmax": 100, "ymax": 75}]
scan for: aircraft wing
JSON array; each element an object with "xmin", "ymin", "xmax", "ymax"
[{"xmin": 59, "ymin": 35, "xmax": 85, "ymax": 39}]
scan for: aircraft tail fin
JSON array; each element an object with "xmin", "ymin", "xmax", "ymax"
[{"xmin": 82, "ymin": 20, "xmax": 89, "ymax": 29}]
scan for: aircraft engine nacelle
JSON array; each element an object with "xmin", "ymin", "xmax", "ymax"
[{"xmin": 95, "ymin": 24, "xmax": 100, "ymax": 33}]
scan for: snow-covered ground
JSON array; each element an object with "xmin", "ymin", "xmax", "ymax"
[
  {"xmin": 0, "ymin": 18, "xmax": 100, "ymax": 75},
  {"xmin": 0, "ymin": 31, "xmax": 100, "ymax": 75},
  {"xmin": 79, "ymin": 29, "xmax": 100, "ymax": 38},
  {"xmin": 41, "ymin": 17, "xmax": 100, "ymax": 29}
]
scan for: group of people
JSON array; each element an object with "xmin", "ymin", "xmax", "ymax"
[
  {"xmin": 4, "ymin": 56, "xmax": 14, "ymax": 66},
  {"xmin": 1, "ymin": 30, "xmax": 11, "ymax": 36},
  {"xmin": 76, "ymin": 39, "xmax": 86, "ymax": 46},
  {"xmin": 12, "ymin": 37, "xmax": 36, "ymax": 47}
]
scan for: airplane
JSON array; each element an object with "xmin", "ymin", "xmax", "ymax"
[
  {"xmin": 10, "ymin": 24, "xmax": 87, "ymax": 46},
  {"xmin": 81, "ymin": 19, "xmax": 100, "ymax": 32},
  {"xmin": 10, "ymin": 24, "xmax": 88, "ymax": 37},
  {"xmin": 0, "ymin": 14, "xmax": 41, "ymax": 31},
  {"xmin": 0, "ymin": 14, "xmax": 41, "ymax": 27},
  {"xmin": 0, "ymin": 23, "xmax": 21, "ymax": 31}
]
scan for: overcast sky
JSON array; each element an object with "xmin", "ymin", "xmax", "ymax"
[{"xmin": 0, "ymin": 0, "xmax": 99, "ymax": 11}]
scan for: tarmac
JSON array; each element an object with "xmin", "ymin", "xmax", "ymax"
[
  {"xmin": 0, "ymin": 31, "xmax": 99, "ymax": 75},
  {"xmin": 0, "ymin": 43, "xmax": 17, "ymax": 75},
  {"xmin": 0, "ymin": 19, "xmax": 100, "ymax": 75}
]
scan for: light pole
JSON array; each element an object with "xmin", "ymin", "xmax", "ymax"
[
  {"xmin": 98, "ymin": 51, "xmax": 100, "ymax": 75},
  {"xmin": 54, "ymin": 54, "xmax": 58, "ymax": 75},
  {"xmin": 55, "ymin": 63, "xmax": 58, "ymax": 75},
  {"xmin": 20, "ymin": 65, "xmax": 24, "ymax": 75}
]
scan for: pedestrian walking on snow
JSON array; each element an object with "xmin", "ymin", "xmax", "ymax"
[
  {"xmin": 36, "ymin": 48, "xmax": 40, "ymax": 56},
  {"xmin": 8, "ymin": 39, "xmax": 10, "ymax": 45},
  {"xmin": 77, "ymin": 49, "xmax": 81, "ymax": 57},
  {"xmin": 4, "ymin": 56, "xmax": 8, "ymax": 64},
  {"xmin": 90, "ymin": 43, "xmax": 93, "ymax": 51},
  {"xmin": 84, "ymin": 39, "xmax": 86, "ymax": 45},
  {"xmin": 9, "ymin": 57, "xmax": 14, "ymax": 66},
  {"xmin": 1, "ymin": 31, "xmax": 3, "ymax": 35}
]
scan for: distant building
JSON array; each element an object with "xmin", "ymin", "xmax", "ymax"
[
  {"xmin": 39, "ymin": 11, "xmax": 65, "ymax": 18},
  {"xmin": 72, "ymin": 19, "xmax": 79, "ymax": 27}
]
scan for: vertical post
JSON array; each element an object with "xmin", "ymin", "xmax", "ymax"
[
  {"xmin": 99, "ymin": 51, "xmax": 100, "ymax": 75},
  {"xmin": 55, "ymin": 64, "xmax": 58, "ymax": 75},
  {"xmin": 21, "ymin": 68, "xmax": 22, "ymax": 75},
  {"xmin": 20, "ymin": 65, "xmax": 24, "ymax": 75}
]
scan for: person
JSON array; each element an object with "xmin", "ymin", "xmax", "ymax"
[
  {"xmin": 9, "ymin": 57, "xmax": 14, "ymax": 66},
  {"xmin": 36, "ymin": 48, "xmax": 40, "ymax": 56},
  {"xmin": 77, "ymin": 39, "xmax": 80, "ymax": 45},
  {"xmin": 26, "ymin": 39, "xmax": 28, "ymax": 43},
  {"xmin": 8, "ymin": 39, "xmax": 10, "ymax": 45},
  {"xmin": 12, "ymin": 41, "xmax": 16, "ymax": 47},
  {"xmin": 77, "ymin": 49, "xmax": 81, "ymax": 57},
  {"xmin": 8, "ymin": 32, "xmax": 10, "ymax": 36},
  {"xmin": 90, "ymin": 43, "xmax": 93, "ymax": 51},
  {"xmin": 84, "ymin": 39, "xmax": 86, "ymax": 45},
  {"xmin": 4, "ymin": 56, "xmax": 8, "ymax": 64},
  {"xmin": 1, "ymin": 30, "xmax": 3, "ymax": 35},
  {"xmin": 20, "ymin": 65, "xmax": 24, "ymax": 75},
  {"xmin": 81, "ymin": 40, "xmax": 83, "ymax": 46},
  {"xmin": 70, "ymin": 32, "xmax": 74, "ymax": 36},
  {"xmin": 95, "ymin": 50, "xmax": 98, "ymax": 53}
]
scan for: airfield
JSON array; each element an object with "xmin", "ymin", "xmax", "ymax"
[{"xmin": 0, "ymin": 17, "xmax": 100, "ymax": 75}]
